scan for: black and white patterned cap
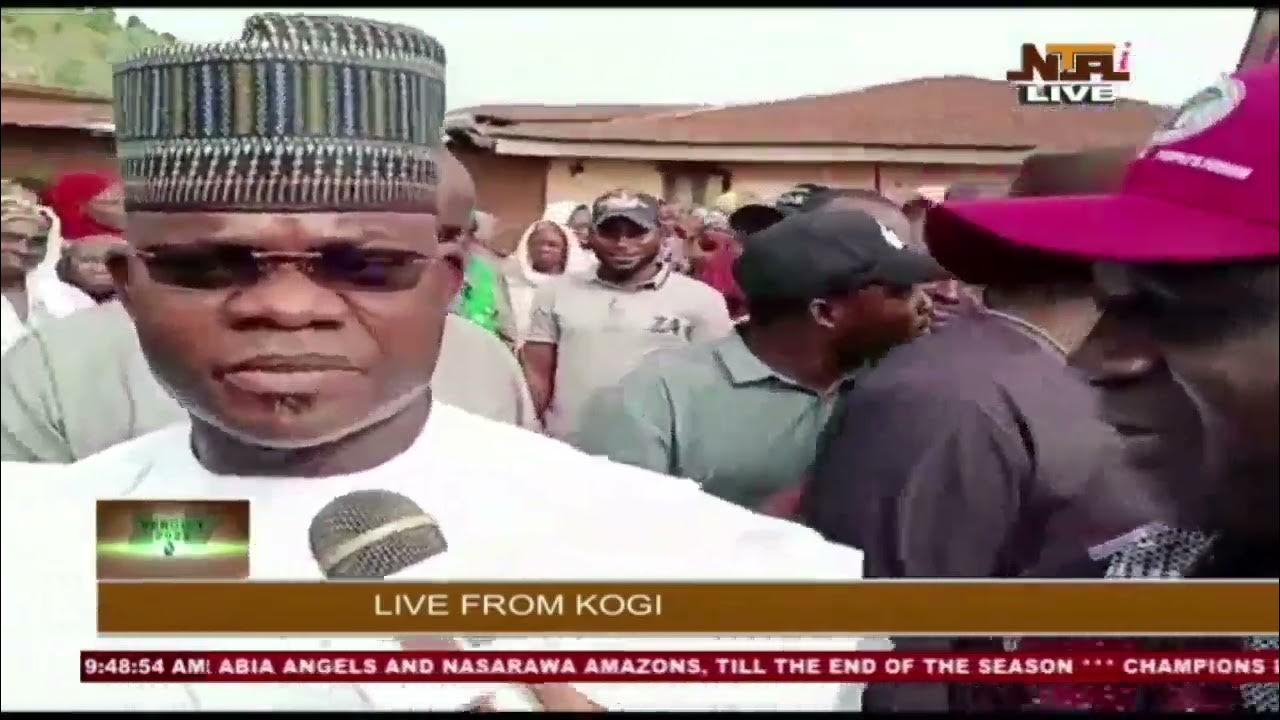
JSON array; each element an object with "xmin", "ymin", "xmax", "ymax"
[{"xmin": 112, "ymin": 13, "xmax": 447, "ymax": 213}]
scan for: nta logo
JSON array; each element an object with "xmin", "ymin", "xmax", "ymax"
[{"xmin": 1007, "ymin": 43, "xmax": 1132, "ymax": 106}]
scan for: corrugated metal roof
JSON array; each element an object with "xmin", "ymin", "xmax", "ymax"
[
  {"xmin": 0, "ymin": 84, "xmax": 114, "ymax": 133},
  {"xmin": 475, "ymin": 76, "xmax": 1172, "ymax": 153}
]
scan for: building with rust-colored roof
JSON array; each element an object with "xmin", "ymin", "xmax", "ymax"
[
  {"xmin": 0, "ymin": 82, "xmax": 117, "ymax": 185},
  {"xmin": 1239, "ymin": 8, "xmax": 1278, "ymax": 70},
  {"xmin": 447, "ymin": 76, "xmax": 1171, "ymax": 249}
]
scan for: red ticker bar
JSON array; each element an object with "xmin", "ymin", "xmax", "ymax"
[{"xmin": 80, "ymin": 650, "xmax": 1279, "ymax": 685}]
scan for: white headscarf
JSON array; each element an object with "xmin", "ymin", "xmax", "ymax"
[
  {"xmin": 541, "ymin": 201, "xmax": 585, "ymax": 226},
  {"xmin": 540, "ymin": 201, "xmax": 596, "ymax": 275},
  {"xmin": 1, "ymin": 205, "xmax": 96, "ymax": 355},
  {"xmin": 503, "ymin": 218, "xmax": 587, "ymax": 344}
]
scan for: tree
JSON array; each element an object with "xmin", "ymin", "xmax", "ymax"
[{"xmin": 53, "ymin": 60, "xmax": 87, "ymax": 89}]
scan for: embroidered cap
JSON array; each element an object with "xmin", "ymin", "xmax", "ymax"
[{"xmin": 112, "ymin": 13, "xmax": 448, "ymax": 213}]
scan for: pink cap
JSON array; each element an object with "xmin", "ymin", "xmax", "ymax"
[{"xmin": 927, "ymin": 63, "xmax": 1279, "ymax": 267}]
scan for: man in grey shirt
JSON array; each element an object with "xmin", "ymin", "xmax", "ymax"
[
  {"xmin": 520, "ymin": 190, "xmax": 734, "ymax": 440},
  {"xmin": 574, "ymin": 210, "xmax": 942, "ymax": 509},
  {"xmin": 1, "ymin": 301, "xmax": 539, "ymax": 463}
]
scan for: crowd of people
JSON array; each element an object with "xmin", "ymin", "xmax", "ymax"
[{"xmin": 0, "ymin": 11, "xmax": 1275, "ymax": 713}]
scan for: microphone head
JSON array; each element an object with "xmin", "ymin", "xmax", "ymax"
[{"xmin": 309, "ymin": 490, "xmax": 447, "ymax": 579}]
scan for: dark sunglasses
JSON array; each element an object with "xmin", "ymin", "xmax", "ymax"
[{"xmin": 119, "ymin": 243, "xmax": 435, "ymax": 292}]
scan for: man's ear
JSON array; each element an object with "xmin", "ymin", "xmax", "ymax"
[
  {"xmin": 808, "ymin": 298, "xmax": 838, "ymax": 330},
  {"xmin": 105, "ymin": 250, "xmax": 134, "ymax": 311},
  {"xmin": 433, "ymin": 233, "xmax": 468, "ymax": 299}
]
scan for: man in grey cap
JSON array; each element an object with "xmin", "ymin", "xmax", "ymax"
[
  {"xmin": 574, "ymin": 209, "xmax": 939, "ymax": 509},
  {"xmin": 520, "ymin": 189, "xmax": 733, "ymax": 440}
]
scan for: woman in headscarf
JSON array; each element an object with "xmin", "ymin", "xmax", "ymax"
[
  {"xmin": 689, "ymin": 208, "xmax": 748, "ymax": 321},
  {"xmin": 43, "ymin": 171, "xmax": 126, "ymax": 303},
  {"xmin": 503, "ymin": 217, "xmax": 585, "ymax": 346},
  {"xmin": 1, "ymin": 189, "xmax": 95, "ymax": 356},
  {"xmin": 542, "ymin": 201, "xmax": 593, "ymax": 253}
]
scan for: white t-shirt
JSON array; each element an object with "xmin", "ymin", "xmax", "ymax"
[{"xmin": 2, "ymin": 403, "xmax": 866, "ymax": 711}]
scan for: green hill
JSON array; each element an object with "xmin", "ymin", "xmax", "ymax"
[{"xmin": 1, "ymin": 9, "xmax": 177, "ymax": 97}]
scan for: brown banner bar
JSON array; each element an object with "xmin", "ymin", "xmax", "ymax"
[{"xmin": 98, "ymin": 581, "xmax": 1278, "ymax": 635}]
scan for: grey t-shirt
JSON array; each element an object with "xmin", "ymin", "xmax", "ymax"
[
  {"xmin": 526, "ymin": 266, "xmax": 734, "ymax": 440},
  {"xmin": 573, "ymin": 330, "xmax": 853, "ymax": 509},
  {"xmin": 1, "ymin": 302, "xmax": 539, "ymax": 463}
]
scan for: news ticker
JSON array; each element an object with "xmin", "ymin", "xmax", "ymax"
[
  {"xmin": 97, "ymin": 581, "xmax": 1278, "ymax": 635},
  {"xmin": 79, "ymin": 650, "xmax": 1280, "ymax": 685}
]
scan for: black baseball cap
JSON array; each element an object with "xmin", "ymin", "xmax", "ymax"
[
  {"xmin": 727, "ymin": 184, "xmax": 828, "ymax": 235},
  {"xmin": 733, "ymin": 209, "xmax": 948, "ymax": 303},
  {"xmin": 591, "ymin": 190, "xmax": 661, "ymax": 231}
]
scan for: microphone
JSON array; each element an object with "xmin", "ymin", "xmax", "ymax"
[
  {"xmin": 307, "ymin": 491, "xmax": 542, "ymax": 710},
  {"xmin": 308, "ymin": 490, "xmax": 448, "ymax": 579}
]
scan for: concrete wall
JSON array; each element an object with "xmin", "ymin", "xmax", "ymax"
[
  {"xmin": 725, "ymin": 162, "xmax": 878, "ymax": 199},
  {"xmin": 451, "ymin": 145, "xmax": 548, "ymax": 256},
  {"xmin": 546, "ymin": 157, "xmax": 1016, "ymax": 208},
  {"xmin": 545, "ymin": 157, "xmax": 663, "ymax": 205},
  {"xmin": 458, "ymin": 149, "xmax": 1021, "ymax": 251},
  {"xmin": 0, "ymin": 127, "xmax": 118, "ymax": 183},
  {"xmin": 878, "ymin": 163, "xmax": 1018, "ymax": 203}
]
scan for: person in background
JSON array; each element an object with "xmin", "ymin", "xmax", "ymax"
[
  {"xmin": 1, "ymin": 190, "xmax": 94, "ymax": 356},
  {"xmin": 543, "ymin": 201, "xmax": 595, "ymax": 262},
  {"xmin": 801, "ymin": 187, "xmax": 976, "ymax": 328},
  {"xmin": 574, "ymin": 209, "xmax": 941, "ymax": 509},
  {"xmin": 900, "ymin": 186, "xmax": 946, "ymax": 248},
  {"xmin": 801, "ymin": 149, "xmax": 1168, "ymax": 712},
  {"xmin": 9, "ymin": 177, "xmax": 47, "ymax": 200},
  {"xmin": 656, "ymin": 198, "xmax": 691, "ymax": 273},
  {"xmin": 805, "ymin": 148, "xmax": 1145, "ymax": 579},
  {"xmin": 689, "ymin": 209, "xmax": 747, "ymax": 321},
  {"xmin": 924, "ymin": 64, "xmax": 1279, "ymax": 713},
  {"xmin": 504, "ymin": 218, "xmax": 587, "ymax": 346},
  {"xmin": 1, "ymin": 17, "xmax": 871, "ymax": 711},
  {"xmin": 727, "ymin": 184, "xmax": 827, "ymax": 237},
  {"xmin": 903, "ymin": 188, "xmax": 983, "ymax": 325},
  {"xmin": 58, "ymin": 236, "xmax": 125, "ymax": 304},
  {"xmin": 42, "ymin": 171, "xmax": 124, "ymax": 303},
  {"xmin": 677, "ymin": 205, "xmax": 708, "ymax": 270},
  {"xmin": 454, "ymin": 245, "xmax": 511, "ymax": 344},
  {"xmin": 520, "ymin": 189, "xmax": 734, "ymax": 440}
]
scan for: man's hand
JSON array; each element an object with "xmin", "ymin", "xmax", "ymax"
[{"xmin": 467, "ymin": 684, "xmax": 604, "ymax": 712}]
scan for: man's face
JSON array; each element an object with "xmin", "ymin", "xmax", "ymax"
[
  {"xmin": 0, "ymin": 214, "xmax": 49, "ymax": 281},
  {"xmin": 814, "ymin": 195, "xmax": 965, "ymax": 326},
  {"xmin": 526, "ymin": 222, "xmax": 568, "ymax": 274},
  {"xmin": 657, "ymin": 202, "xmax": 679, "ymax": 231},
  {"xmin": 63, "ymin": 237, "xmax": 122, "ymax": 297},
  {"xmin": 818, "ymin": 282, "xmax": 931, "ymax": 366},
  {"xmin": 1072, "ymin": 314, "xmax": 1206, "ymax": 527},
  {"xmin": 1092, "ymin": 263, "xmax": 1280, "ymax": 542},
  {"xmin": 589, "ymin": 216, "xmax": 662, "ymax": 279},
  {"xmin": 567, "ymin": 208, "xmax": 592, "ymax": 247},
  {"xmin": 679, "ymin": 211, "xmax": 706, "ymax": 241},
  {"xmin": 114, "ymin": 211, "xmax": 464, "ymax": 449}
]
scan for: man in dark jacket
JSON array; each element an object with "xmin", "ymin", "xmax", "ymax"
[{"xmin": 921, "ymin": 62, "xmax": 1279, "ymax": 713}]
